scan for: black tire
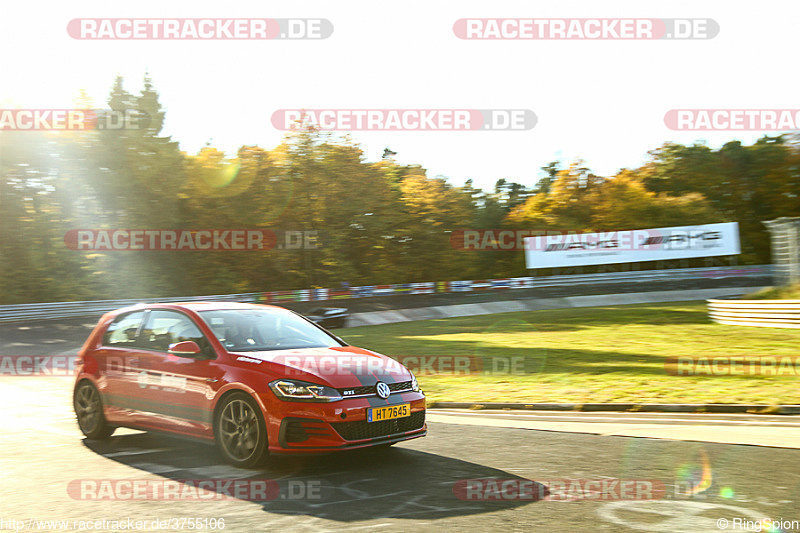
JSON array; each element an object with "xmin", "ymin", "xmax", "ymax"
[
  {"xmin": 73, "ymin": 380, "xmax": 114, "ymax": 440},
  {"xmin": 214, "ymin": 392, "xmax": 269, "ymax": 467}
]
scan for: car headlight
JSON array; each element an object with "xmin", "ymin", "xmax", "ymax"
[
  {"xmin": 410, "ymin": 372, "xmax": 420, "ymax": 392},
  {"xmin": 269, "ymin": 379, "xmax": 343, "ymax": 402}
]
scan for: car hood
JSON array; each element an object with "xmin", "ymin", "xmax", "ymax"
[{"xmin": 228, "ymin": 345, "xmax": 412, "ymax": 388}]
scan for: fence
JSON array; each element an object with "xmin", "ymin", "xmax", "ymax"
[
  {"xmin": 255, "ymin": 266, "xmax": 770, "ymax": 304},
  {"xmin": 0, "ymin": 265, "xmax": 771, "ymax": 323},
  {"xmin": 0, "ymin": 293, "xmax": 261, "ymax": 322}
]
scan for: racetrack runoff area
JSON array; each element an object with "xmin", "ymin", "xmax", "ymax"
[{"xmin": 337, "ymin": 301, "xmax": 800, "ymax": 406}]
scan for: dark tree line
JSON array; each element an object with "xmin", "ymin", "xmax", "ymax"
[{"xmin": 1, "ymin": 76, "xmax": 798, "ymax": 304}]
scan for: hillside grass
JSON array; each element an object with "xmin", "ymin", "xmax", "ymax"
[{"xmin": 338, "ymin": 302, "xmax": 800, "ymax": 404}]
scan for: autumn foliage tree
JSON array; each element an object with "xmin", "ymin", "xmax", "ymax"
[{"xmin": 1, "ymin": 77, "xmax": 797, "ymax": 303}]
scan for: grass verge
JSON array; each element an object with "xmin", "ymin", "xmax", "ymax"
[
  {"xmin": 744, "ymin": 284, "xmax": 800, "ymax": 299},
  {"xmin": 338, "ymin": 302, "xmax": 800, "ymax": 405}
]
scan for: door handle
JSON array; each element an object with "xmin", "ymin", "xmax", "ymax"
[{"xmin": 206, "ymin": 378, "xmax": 219, "ymax": 383}]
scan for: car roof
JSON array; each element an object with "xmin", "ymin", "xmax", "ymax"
[{"xmin": 114, "ymin": 301, "xmax": 287, "ymax": 314}]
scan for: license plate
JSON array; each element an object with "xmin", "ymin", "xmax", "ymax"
[{"xmin": 367, "ymin": 403, "xmax": 410, "ymax": 423}]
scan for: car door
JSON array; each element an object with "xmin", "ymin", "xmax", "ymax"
[
  {"xmin": 93, "ymin": 310, "xmax": 148, "ymax": 425},
  {"xmin": 132, "ymin": 309, "xmax": 224, "ymax": 437}
]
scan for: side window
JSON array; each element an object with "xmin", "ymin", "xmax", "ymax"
[
  {"xmin": 103, "ymin": 311, "xmax": 146, "ymax": 346},
  {"xmin": 140, "ymin": 310, "xmax": 210, "ymax": 355}
]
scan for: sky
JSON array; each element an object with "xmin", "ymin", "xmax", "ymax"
[{"xmin": 2, "ymin": 0, "xmax": 798, "ymax": 190}]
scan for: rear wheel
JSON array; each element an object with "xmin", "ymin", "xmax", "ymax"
[
  {"xmin": 214, "ymin": 393, "xmax": 268, "ymax": 467},
  {"xmin": 73, "ymin": 380, "xmax": 114, "ymax": 440}
]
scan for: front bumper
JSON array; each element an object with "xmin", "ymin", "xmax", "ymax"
[{"xmin": 258, "ymin": 391, "xmax": 426, "ymax": 454}]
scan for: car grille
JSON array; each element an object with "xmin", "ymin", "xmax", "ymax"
[
  {"xmin": 338, "ymin": 380, "xmax": 413, "ymax": 397},
  {"xmin": 331, "ymin": 410, "xmax": 425, "ymax": 441},
  {"xmin": 280, "ymin": 418, "xmax": 331, "ymax": 444}
]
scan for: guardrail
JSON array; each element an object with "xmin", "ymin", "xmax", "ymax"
[
  {"xmin": 0, "ymin": 265, "xmax": 771, "ymax": 323},
  {"xmin": 707, "ymin": 298, "xmax": 800, "ymax": 328},
  {"xmin": 0, "ymin": 293, "xmax": 262, "ymax": 323},
  {"xmin": 257, "ymin": 265, "xmax": 772, "ymax": 304}
]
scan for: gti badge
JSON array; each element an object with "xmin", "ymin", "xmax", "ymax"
[{"xmin": 375, "ymin": 382, "xmax": 390, "ymax": 399}]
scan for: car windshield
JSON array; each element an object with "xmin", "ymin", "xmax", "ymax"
[{"xmin": 198, "ymin": 309, "xmax": 342, "ymax": 352}]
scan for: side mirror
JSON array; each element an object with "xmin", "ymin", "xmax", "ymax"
[{"xmin": 168, "ymin": 341, "xmax": 201, "ymax": 356}]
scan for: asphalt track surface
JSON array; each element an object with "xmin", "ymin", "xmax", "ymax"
[{"xmin": 1, "ymin": 377, "xmax": 799, "ymax": 533}]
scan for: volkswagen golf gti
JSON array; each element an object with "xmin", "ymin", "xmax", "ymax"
[{"xmin": 72, "ymin": 302, "xmax": 426, "ymax": 466}]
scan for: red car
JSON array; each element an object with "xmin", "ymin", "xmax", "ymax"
[{"xmin": 72, "ymin": 302, "xmax": 426, "ymax": 466}]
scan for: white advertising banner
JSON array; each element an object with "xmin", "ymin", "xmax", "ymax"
[{"xmin": 524, "ymin": 222, "xmax": 740, "ymax": 269}]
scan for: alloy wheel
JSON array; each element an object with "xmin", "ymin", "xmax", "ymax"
[{"xmin": 219, "ymin": 399, "xmax": 260, "ymax": 462}]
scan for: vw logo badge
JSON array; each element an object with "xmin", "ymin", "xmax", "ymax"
[{"xmin": 375, "ymin": 382, "xmax": 391, "ymax": 399}]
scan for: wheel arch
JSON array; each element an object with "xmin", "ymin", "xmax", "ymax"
[{"xmin": 211, "ymin": 385, "xmax": 268, "ymax": 434}]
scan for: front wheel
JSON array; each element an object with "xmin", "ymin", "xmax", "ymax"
[
  {"xmin": 73, "ymin": 380, "xmax": 114, "ymax": 440},
  {"xmin": 214, "ymin": 393, "xmax": 269, "ymax": 467}
]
